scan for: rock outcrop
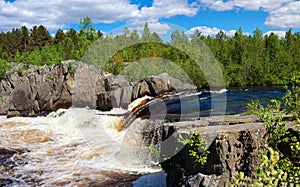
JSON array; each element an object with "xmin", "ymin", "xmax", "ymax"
[
  {"xmin": 140, "ymin": 115, "xmax": 267, "ymax": 187},
  {"xmin": 0, "ymin": 61, "xmax": 196, "ymax": 117},
  {"xmin": 131, "ymin": 73, "xmax": 196, "ymax": 101},
  {"xmin": 0, "ymin": 60, "xmax": 108, "ymax": 117}
]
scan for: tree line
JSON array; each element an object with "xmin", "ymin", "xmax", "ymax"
[
  {"xmin": 0, "ymin": 18, "xmax": 300, "ymax": 87},
  {"xmin": 0, "ymin": 17, "xmax": 102, "ymax": 66},
  {"xmin": 201, "ymin": 28, "xmax": 300, "ymax": 86}
]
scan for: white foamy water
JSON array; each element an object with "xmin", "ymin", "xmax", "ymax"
[{"xmin": 0, "ymin": 108, "xmax": 162, "ymax": 186}]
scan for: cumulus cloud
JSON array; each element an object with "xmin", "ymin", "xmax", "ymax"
[
  {"xmin": 264, "ymin": 1, "xmax": 300, "ymax": 28},
  {"xmin": 198, "ymin": 0, "xmax": 300, "ymax": 29},
  {"xmin": 0, "ymin": 0, "xmax": 199, "ymax": 32},
  {"xmin": 148, "ymin": 22, "xmax": 172, "ymax": 34},
  {"xmin": 264, "ymin": 30, "xmax": 287, "ymax": 38},
  {"xmin": 199, "ymin": 0, "xmax": 234, "ymax": 11},
  {"xmin": 132, "ymin": 0, "xmax": 199, "ymax": 23},
  {"xmin": 0, "ymin": 0, "xmax": 139, "ymax": 31},
  {"xmin": 199, "ymin": 0, "xmax": 293, "ymax": 11},
  {"xmin": 186, "ymin": 26, "xmax": 249, "ymax": 37}
]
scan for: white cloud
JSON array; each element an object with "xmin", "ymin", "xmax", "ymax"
[
  {"xmin": 198, "ymin": 0, "xmax": 300, "ymax": 29},
  {"xmin": 264, "ymin": 30, "xmax": 287, "ymax": 38},
  {"xmin": 148, "ymin": 22, "xmax": 172, "ymax": 34},
  {"xmin": 264, "ymin": 1, "xmax": 300, "ymax": 28},
  {"xmin": 186, "ymin": 26, "xmax": 220, "ymax": 36},
  {"xmin": 0, "ymin": 0, "xmax": 199, "ymax": 32},
  {"xmin": 186, "ymin": 26, "xmax": 249, "ymax": 37},
  {"xmin": 134, "ymin": 0, "xmax": 199, "ymax": 23},
  {"xmin": 199, "ymin": 0, "xmax": 293, "ymax": 11},
  {"xmin": 186, "ymin": 25, "xmax": 287, "ymax": 39},
  {"xmin": 199, "ymin": 0, "xmax": 234, "ymax": 11}
]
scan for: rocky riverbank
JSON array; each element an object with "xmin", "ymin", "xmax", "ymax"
[
  {"xmin": 138, "ymin": 113, "xmax": 299, "ymax": 187},
  {"xmin": 0, "ymin": 60, "xmax": 196, "ymax": 117},
  {"xmin": 159, "ymin": 115, "xmax": 264, "ymax": 187}
]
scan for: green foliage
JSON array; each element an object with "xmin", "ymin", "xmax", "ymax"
[
  {"xmin": 80, "ymin": 16, "xmax": 97, "ymax": 41},
  {"xmin": 270, "ymin": 99, "xmax": 281, "ymax": 112},
  {"xmin": 148, "ymin": 145, "xmax": 161, "ymax": 159},
  {"xmin": 17, "ymin": 66, "xmax": 24, "ymax": 76},
  {"xmin": 68, "ymin": 62, "xmax": 76, "ymax": 75},
  {"xmin": 258, "ymin": 107, "xmax": 290, "ymax": 147},
  {"xmin": 283, "ymin": 75, "xmax": 300, "ymax": 119},
  {"xmin": 0, "ymin": 59, "xmax": 10, "ymax": 79},
  {"xmin": 236, "ymin": 81, "xmax": 300, "ymax": 185},
  {"xmin": 178, "ymin": 130, "xmax": 210, "ymax": 165},
  {"xmin": 246, "ymin": 100, "xmax": 261, "ymax": 115},
  {"xmin": 231, "ymin": 148, "xmax": 288, "ymax": 187}
]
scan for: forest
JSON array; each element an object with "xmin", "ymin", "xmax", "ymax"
[{"xmin": 0, "ymin": 17, "xmax": 300, "ymax": 88}]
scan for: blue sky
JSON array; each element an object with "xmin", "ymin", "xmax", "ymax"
[{"xmin": 1, "ymin": 0, "xmax": 300, "ymax": 38}]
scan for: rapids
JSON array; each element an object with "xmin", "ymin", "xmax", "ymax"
[{"xmin": 0, "ymin": 108, "xmax": 162, "ymax": 186}]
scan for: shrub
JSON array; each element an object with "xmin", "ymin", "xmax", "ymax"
[
  {"xmin": 283, "ymin": 75, "xmax": 300, "ymax": 120},
  {"xmin": 178, "ymin": 130, "xmax": 210, "ymax": 165},
  {"xmin": 235, "ymin": 79, "xmax": 300, "ymax": 186}
]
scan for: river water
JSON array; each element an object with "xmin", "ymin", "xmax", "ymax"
[{"xmin": 0, "ymin": 88, "xmax": 287, "ymax": 186}]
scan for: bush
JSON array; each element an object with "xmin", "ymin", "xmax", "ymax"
[
  {"xmin": 235, "ymin": 79, "xmax": 300, "ymax": 186},
  {"xmin": 283, "ymin": 75, "xmax": 300, "ymax": 119},
  {"xmin": 178, "ymin": 130, "xmax": 210, "ymax": 165},
  {"xmin": 231, "ymin": 148, "xmax": 288, "ymax": 187}
]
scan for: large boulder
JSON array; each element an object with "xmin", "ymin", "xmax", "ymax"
[
  {"xmin": 132, "ymin": 73, "xmax": 197, "ymax": 100},
  {"xmin": 109, "ymin": 75, "xmax": 133, "ymax": 109}
]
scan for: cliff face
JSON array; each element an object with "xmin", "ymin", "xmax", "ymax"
[
  {"xmin": 140, "ymin": 115, "xmax": 267, "ymax": 187},
  {"xmin": 0, "ymin": 61, "xmax": 196, "ymax": 117},
  {"xmin": 0, "ymin": 60, "xmax": 108, "ymax": 117}
]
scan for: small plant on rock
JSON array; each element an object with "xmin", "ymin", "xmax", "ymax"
[{"xmin": 178, "ymin": 130, "xmax": 209, "ymax": 165}]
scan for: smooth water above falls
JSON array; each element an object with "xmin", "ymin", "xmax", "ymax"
[
  {"xmin": 0, "ymin": 87, "xmax": 287, "ymax": 186},
  {"xmin": 143, "ymin": 87, "xmax": 287, "ymax": 120}
]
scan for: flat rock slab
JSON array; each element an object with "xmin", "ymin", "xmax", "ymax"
[{"xmin": 165, "ymin": 114, "xmax": 260, "ymax": 129}]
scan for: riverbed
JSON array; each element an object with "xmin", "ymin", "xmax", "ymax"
[{"xmin": 0, "ymin": 87, "xmax": 286, "ymax": 186}]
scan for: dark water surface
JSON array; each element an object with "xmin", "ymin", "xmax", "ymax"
[
  {"xmin": 148, "ymin": 87, "xmax": 287, "ymax": 119},
  {"xmin": 225, "ymin": 87, "xmax": 287, "ymax": 114}
]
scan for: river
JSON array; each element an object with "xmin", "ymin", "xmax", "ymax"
[{"xmin": 0, "ymin": 87, "xmax": 287, "ymax": 186}]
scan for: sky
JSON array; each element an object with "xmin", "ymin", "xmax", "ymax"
[{"xmin": 1, "ymin": 0, "xmax": 300, "ymax": 38}]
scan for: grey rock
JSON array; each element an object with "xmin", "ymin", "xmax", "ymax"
[
  {"xmin": 0, "ymin": 62, "xmax": 199, "ymax": 115},
  {"xmin": 144, "ymin": 119, "xmax": 267, "ymax": 187},
  {"xmin": 148, "ymin": 75, "xmax": 169, "ymax": 96},
  {"xmin": 132, "ymin": 81, "xmax": 152, "ymax": 100},
  {"xmin": 9, "ymin": 77, "xmax": 32, "ymax": 113},
  {"xmin": 0, "ymin": 60, "xmax": 109, "ymax": 116},
  {"xmin": 184, "ymin": 173, "xmax": 222, "ymax": 187},
  {"xmin": 110, "ymin": 86, "xmax": 133, "ymax": 109},
  {"xmin": 7, "ymin": 111, "xmax": 21, "ymax": 118},
  {"xmin": 155, "ymin": 73, "xmax": 196, "ymax": 92},
  {"xmin": 132, "ymin": 73, "xmax": 197, "ymax": 100}
]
